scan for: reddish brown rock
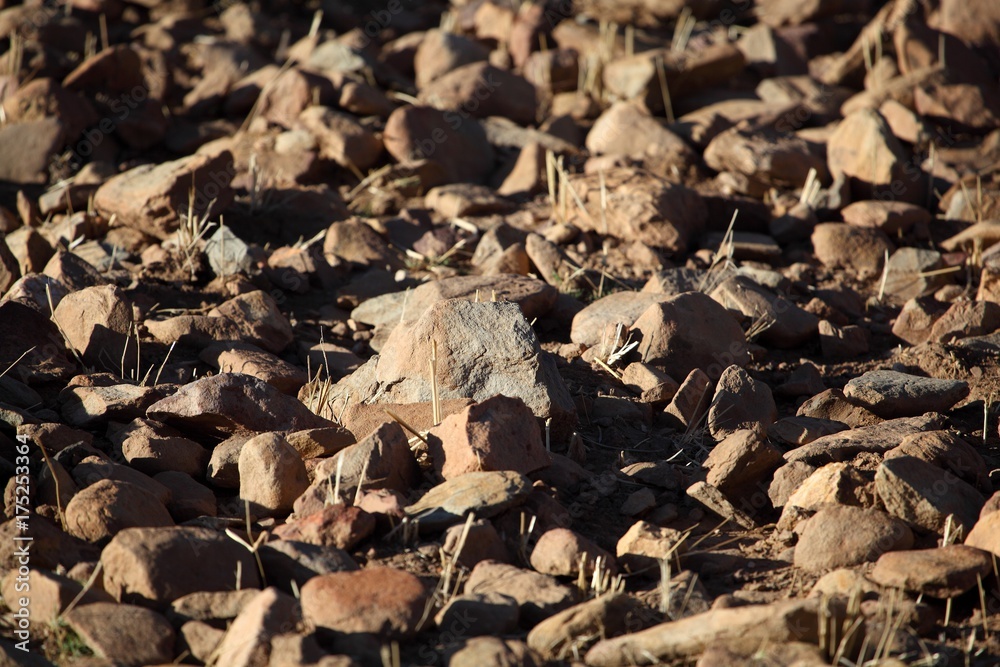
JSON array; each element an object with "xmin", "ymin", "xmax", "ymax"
[
  {"xmin": 238, "ymin": 432, "xmax": 309, "ymax": 516},
  {"xmin": 383, "ymin": 105, "xmax": 495, "ymax": 184},
  {"xmin": 427, "ymin": 395, "xmax": 551, "ymax": 480},
  {"xmin": 65, "ymin": 480, "xmax": 173, "ymax": 544},
  {"xmin": 793, "ymin": 506, "xmax": 913, "ymax": 573},
  {"xmin": 208, "ymin": 290, "xmax": 294, "ymax": 353},
  {"xmin": 300, "ymin": 567, "xmax": 428, "ymax": 639},
  {"xmin": 530, "ymin": 528, "xmax": 615, "ymax": 578},
  {"xmin": 273, "ymin": 504, "xmax": 375, "ymax": 550}
]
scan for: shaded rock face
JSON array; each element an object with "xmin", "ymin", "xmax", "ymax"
[{"xmin": 331, "ymin": 299, "xmax": 576, "ymax": 441}]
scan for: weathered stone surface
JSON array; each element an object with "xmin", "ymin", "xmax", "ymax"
[
  {"xmin": 332, "ymin": 300, "xmax": 576, "ymax": 440},
  {"xmin": 785, "ymin": 413, "xmax": 945, "ymax": 466},
  {"xmin": 63, "ymin": 602, "xmax": 174, "ymax": 667},
  {"xmin": 300, "ymin": 567, "xmax": 428, "ymax": 639},
  {"xmin": 875, "ymin": 455, "xmax": 985, "ymax": 535},
  {"xmin": 706, "ymin": 365, "xmax": 777, "ymax": 438},
  {"xmin": 633, "ymin": 292, "xmax": 748, "ymax": 382},
  {"xmin": 65, "ymin": 479, "xmax": 174, "ymax": 544},
  {"xmin": 527, "ymin": 593, "xmax": 642, "ymax": 661},
  {"xmin": 147, "ymin": 373, "xmax": 333, "ymax": 437},
  {"xmin": 465, "ymin": 560, "xmax": 579, "ymax": 626},
  {"xmin": 869, "ymin": 545, "xmax": 992, "ymax": 598},
  {"xmin": 238, "ymin": 432, "xmax": 309, "ymax": 516},
  {"xmin": 794, "ymin": 506, "xmax": 913, "ymax": 573},
  {"xmin": 405, "ymin": 471, "xmax": 533, "ymax": 531},
  {"xmin": 843, "ymin": 370, "xmax": 969, "ymax": 418}
]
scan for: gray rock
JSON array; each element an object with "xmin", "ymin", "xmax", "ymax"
[
  {"xmin": 405, "ymin": 470, "xmax": 533, "ymax": 532},
  {"xmin": 844, "ymin": 370, "xmax": 969, "ymax": 418}
]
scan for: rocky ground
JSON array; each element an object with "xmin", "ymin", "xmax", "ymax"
[{"xmin": 2, "ymin": 0, "xmax": 1000, "ymax": 665}]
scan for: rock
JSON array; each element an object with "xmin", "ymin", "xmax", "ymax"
[
  {"xmin": 886, "ymin": 431, "xmax": 990, "ymax": 492},
  {"xmin": 529, "ymin": 528, "xmax": 615, "ymax": 578},
  {"xmin": 706, "ymin": 366, "xmax": 777, "ymax": 439},
  {"xmin": 274, "ymin": 503, "xmax": 375, "ymax": 551},
  {"xmin": 211, "ymin": 587, "xmax": 300, "ymax": 667},
  {"xmin": 200, "ymin": 342, "xmax": 308, "ymax": 395},
  {"xmin": 64, "ymin": 479, "xmax": 173, "ymax": 544},
  {"xmin": 154, "ymin": 472, "xmax": 217, "ymax": 522},
  {"xmin": 101, "ymin": 526, "xmax": 260, "ymax": 608},
  {"xmin": 642, "ymin": 267, "xmax": 704, "ymax": 295},
  {"xmin": 425, "ymin": 183, "xmax": 512, "ymax": 219},
  {"xmin": 52, "ymin": 285, "xmax": 133, "ymax": 375},
  {"xmin": 332, "ymin": 300, "xmax": 576, "ymax": 441},
  {"xmin": 633, "ymin": 292, "xmax": 748, "ymax": 382},
  {"xmin": 443, "ymin": 519, "xmax": 510, "ymax": 569},
  {"xmin": 818, "ymin": 319, "xmax": 870, "ymax": 359},
  {"xmin": 352, "ymin": 274, "xmax": 557, "ymax": 330},
  {"xmin": 587, "ymin": 101, "xmax": 699, "ymax": 176},
  {"xmin": 708, "ymin": 275, "xmax": 818, "ymax": 348},
  {"xmin": 892, "ymin": 297, "xmax": 950, "ymax": 346},
  {"xmin": 793, "ymin": 506, "xmax": 913, "ymax": 573},
  {"xmin": 882, "ymin": 248, "xmax": 948, "ymax": 301},
  {"xmin": 927, "ymin": 300, "xmax": 1000, "ymax": 343},
  {"xmin": 767, "ymin": 416, "xmax": 848, "ymax": 447},
  {"xmin": 93, "ymin": 151, "xmax": 234, "ymax": 239},
  {"xmin": 43, "ymin": 249, "xmax": 105, "ymax": 292},
  {"xmin": 616, "ymin": 520, "xmax": 688, "ymax": 572},
  {"xmin": 435, "ymin": 592, "xmax": 520, "ymax": 638},
  {"xmin": 827, "ymin": 108, "xmax": 924, "ymax": 204},
  {"xmin": 414, "ymin": 29, "xmax": 489, "ymax": 88},
  {"xmin": 781, "ymin": 462, "xmax": 876, "ymax": 516},
  {"xmin": 812, "ymin": 223, "xmax": 894, "ymax": 278},
  {"xmin": 383, "ymin": 105, "xmax": 495, "ymax": 184},
  {"xmin": 843, "ymin": 370, "xmax": 969, "ymax": 418},
  {"xmin": 796, "ymin": 388, "xmax": 881, "ymax": 428},
  {"xmin": 300, "ymin": 567, "xmax": 428, "ymax": 639},
  {"xmin": 0, "ymin": 118, "xmax": 65, "ymax": 184},
  {"xmin": 444, "ymin": 637, "xmax": 541, "ymax": 667},
  {"xmin": 338, "ymin": 400, "xmax": 472, "ymax": 443},
  {"xmin": 527, "ymin": 593, "xmax": 642, "ymax": 661},
  {"xmin": 144, "ymin": 314, "xmax": 244, "ymax": 348},
  {"xmin": 768, "ymin": 461, "xmax": 818, "ymax": 508},
  {"xmin": 585, "ymin": 598, "xmax": 835, "ymax": 666},
  {"xmin": 785, "ymin": 413, "xmax": 944, "ymax": 466},
  {"xmin": 206, "ymin": 433, "xmax": 251, "ymax": 489},
  {"xmin": 686, "ymin": 481, "xmax": 758, "ymax": 529},
  {"xmin": 420, "ymin": 62, "xmax": 537, "ymax": 126},
  {"xmin": 169, "ymin": 589, "xmax": 269, "ymax": 625},
  {"xmin": 427, "ymin": 395, "xmax": 551, "ymax": 480},
  {"xmin": 238, "ymin": 432, "xmax": 309, "ymax": 516},
  {"xmin": 284, "ymin": 426, "xmax": 355, "ymax": 460},
  {"xmin": 869, "ymin": 545, "xmax": 992, "ymax": 598},
  {"xmin": 405, "ymin": 470, "xmax": 533, "ymax": 532},
  {"xmin": 63, "ymin": 602, "xmax": 174, "ymax": 666},
  {"xmin": 60, "ymin": 383, "xmax": 163, "ymax": 429},
  {"xmin": 842, "ymin": 200, "xmax": 931, "ymax": 235},
  {"xmin": 324, "ymin": 218, "xmax": 401, "ymax": 269},
  {"xmin": 208, "ymin": 291, "xmax": 294, "ymax": 353},
  {"xmin": 257, "ymin": 539, "xmax": 357, "ymax": 594},
  {"xmin": 704, "ymin": 122, "xmax": 827, "ymax": 188},
  {"xmin": 875, "ymin": 455, "xmax": 985, "ymax": 535},
  {"xmin": 570, "ymin": 291, "xmax": 669, "ymax": 348},
  {"xmin": 0, "ymin": 568, "xmax": 112, "ymax": 625},
  {"xmin": 296, "ymin": 105, "xmax": 382, "ymax": 170},
  {"xmin": 109, "ymin": 418, "xmax": 208, "ymax": 477},
  {"xmin": 566, "ymin": 169, "xmax": 707, "ymax": 252},
  {"xmin": 704, "ymin": 429, "xmax": 783, "ymax": 500},
  {"xmin": 294, "ymin": 422, "xmax": 418, "ymax": 514},
  {"xmin": 72, "ymin": 456, "xmax": 171, "ymax": 505},
  {"xmin": 147, "ymin": 373, "xmax": 333, "ymax": 438},
  {"xmin": 664, "ymin": 369, "xmax": 713, "ymax": 430},
  {"xmin": 465, "ymin": 560, "xmax": 578, "ymax": 626},
  {"xmin": 621, "ymin": 362, "xmax": 679, "ymax": 404}
]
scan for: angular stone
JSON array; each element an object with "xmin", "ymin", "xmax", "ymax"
[
  {"xmin": 65, "ymin": 479, "xmax": 173, "ymax": 544},
  {"xmin": 704, "ymin": 429, "xmax": 783, "ymax": 500},
  {"xmin": 210, "ymin": 587, "xmax": 300, "ymax": 667},
  {"xmin": 101, "ymin": 526, "xmax": 260, "ymax": 608},
  {"xmin": 785, "ymin": 413, "xmax": 945, "ymax": 466},
  {"xmin": 527, "ymin": 593, "xmax": 642, "ymax": 662},
  {"xmin": 616, "ymin": 520, "xmax": 688, "ymax": 572},
  {"xmin": 812, "ymin": 223, "xmax": 894, "ymax": 278},
  {"xmin": 869, "ymin": 545, "xmax": 992, "ymax": 598},
  {"xmin": 405, "ymin": 471, "xmax": 533, "ymax": 532},
  {"xmin": 93, "ymin": 151, "xmax": 234, "ymax": 239},
  {"xmin": 383, "ymin": 105, "xmax": 495, "ymax": 184},
  {"xmin": 707, "ymin": 365, "xmax": 777, "ymax": 438},
  {"xmin": 465, "ymin": 560, "xmax": 578, "ymax": 626},
  {"xmin": 570, "ymin": 292, "xmax": 669, "ymax": 348},
  {"xmin": 238, "ymin": 432, "xmax": 309, "ymax": 516},
  {"xmin": 273, "ymin": 504, "xmax": 375, "ymax": 551},
  {"xmin": 530, "ymin": 528, "xmax": 615, "ymax": 578},
  {"xmin": 333, "ymin": 300, "xmax": 576, "ymax": 441},
  {"xmin": 709, "ymin": 275, "xmax": 818, "ymax": 348},
  {"xmin": 818, "ymin": 320, "xmax": 870, "ymax": 359},
  {"xmin": 587, "ymin": 101, "xmax": 699, "ymax": 176},
  {"xmin": 663, "ymin": 368, "xmax": 713, "ymax": 430},
  {"xmin": 794, "ymin": 506, "xmax": 913, "ymax": 573},
  {"xmin": 110, "ymin": 418, "xmax": 209, "ymax": 477},
  {"xmin": 435, "ymin": 592, "xmax": 520, "ymax": 638},
  {"xmin": 200, "ymin": 342, "xmax": 307, "ymax": 395},
  {"xmin": 634, "ymin": 292, "xmax": 748, "ymax": 382},
  {"xmin": 63, "ymin": 602, "xmax": 174, "ymax": 666},
  {"xmin": 843, "ymin": 370, "xmax": 969, "ymax": 418},
  {"xmin": 60, "ymin": 384, "xmax": 163, "ymax": 429},
  {"xmin": 208, "ymin": 291, "xmax": 294, "ymax": 353},
  {"xmin": 886, "ymin": 430, "xmax": 990, "ymax": 492},
  {"xmin": 300, "ymin": 567, "xmax": 428, "ymax": 639},
  {"xmin": 146, "ymin": 373, "xmax": 333, "ymax": 438},
  {"xmin": 876, "ymin": 455, "xmax": 985, "ymax": 535},
  {"xmin": 427, "ymin": 395, "xmax": 551, "ymax": 480}
]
